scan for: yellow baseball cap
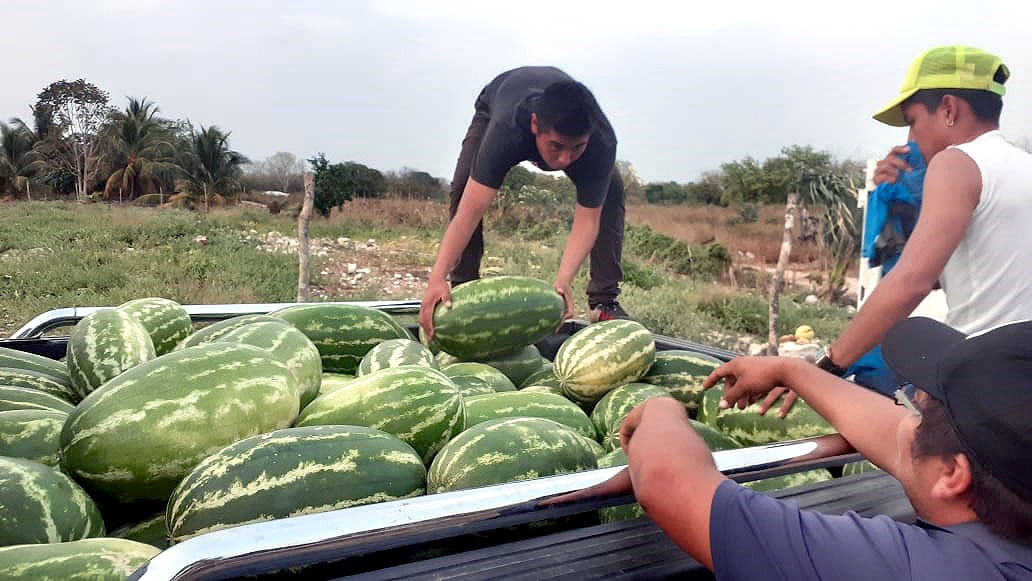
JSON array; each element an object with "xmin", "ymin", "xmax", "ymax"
[{"xmin": 873, "ymin": 45, "xmax": 1010, "ymax": 127}]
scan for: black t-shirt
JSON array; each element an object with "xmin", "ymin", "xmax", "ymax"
[{"xmin": 468, "ymin": 66, "xmax": 618, "ymax": 208}]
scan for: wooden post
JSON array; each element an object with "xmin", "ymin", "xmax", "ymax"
[
  {"xmin": 297, "ymin": 172, "xmax": 315, "ymax": 302},
  {"xmin": 768, "ymin": 191, "xmax": 799, "ymax": 355}
]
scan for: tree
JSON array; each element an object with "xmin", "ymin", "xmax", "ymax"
[
  {"xmin": 616, "ymin": 159, "xmax": 644, "ymax": 202},
  {"xmin": 307, "ymin": 154, "xmax": 387, "ymax": 217},
  {"xmin": 643, "ymin": 181, "xmax": 689, "ymax": 204},
  {"xmin": 267, "ymin": 151, "xmax": 301, "ymax": 193},
  {"xmin": 0, "ymin": 122, "xmax": 44, "ymax": 198},
  {"xmin": 33, "ymin": 79, "xmax": 113, "ymax": 201},
  {"xmin": 177, "ymin": 124, "xmax": 248, "ymax": 211},
  {"xmin": 101, "ymin": 97, "xmax": 180, "ymax": 201},
  {"xmin": 500, "ymin": 164, "xmax": 536, "ymax": 194}
]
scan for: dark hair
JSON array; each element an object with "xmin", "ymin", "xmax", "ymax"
[
  {"xmin": 535, "ymin": 80, "xmax": 597, "ymax": 137},
  {"xmin": 912, "ymin": 395, "xmax": 1032, "ymax": 541},
  {"xmin": 904, "ymin": 88, "xmax": 1003, "ymax": 124}
]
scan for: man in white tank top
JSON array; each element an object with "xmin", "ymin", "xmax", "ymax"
[{"xmin": 764, "ymin": 45, "xmax": 1032, "ymax": 414}]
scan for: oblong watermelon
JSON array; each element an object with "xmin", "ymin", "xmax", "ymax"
[
  {"xmin": 271, "ymin": 304, "xmax": 412, "ymax": 374},
  {"xmin": 640, "ymin": 350, "xmax": 723, "ymax": 415},
  {"xmin": 430, "ymin": 276, "xmax": 564, "ymax": 360},
  {"xmin": 463, "ymin": 391, "xmax": 597, "ymax": 440},
  {"xmin": 118, "ymin": 297, "xmax": 193, "ymax": 356},
  {"xmin": 474, "ymin": 345, "xmax": 547, "ymax": 387},
  {"xmin": 217, "ymin": 320, "xmax": 323, "ymax": 407},
  {"xmin": 0, "ymin": 385, "xmax": 75, "ymax": 413},
  {"xmin": 0, "ymin": 368, "xmax": 78, "ymax": 404},
  {"xmin": 110, "ymin": 512, "xmax": 169, "ymax": 550},
  {"xmin": 66, "ymin": 309, "xmax": 155, "ymax": 399},
  {"xmin": 0, "ymin": 346, "xmax": 71, "ymax": 386},
  {"xmin": 167, "ymin": 425, "xmax": 426, "ymax": 543},
  {"xmin": 697, "ymin": 388, "xmax": 835, "ymax": 446},
  {"xmin": 554, "ymin": 320, "xmax": 656, "ymax": 404},
  {"xmin": 296, "ymin": 365, "xmax": 464, "ymax": 464},
  {"xmin": 61, "ymin": 343, "xmax": 300, "ymax": 503},
  {"xmin": 176, "ymin": 314, "xmax": 285, "ymax": 350},
  {"xmin": 357, "ymin": 338, "xmax": 437, "ymax": 376},
  {"xmin": 590, "ymin": 383, "xmax": 671, "ymax": 451},
  {"xmin": 0, "ymin": 457, "xmax": 105, "ymax": 546},
  {"xmin": 0, "ymin": 409, "xmax": 68, "ymax": 466},
  {"xmin": 0, "ymin": 538, "xmax": 159, "ymax": 579},
  {"xmin": 441, "ymin": 362, "xmax": 516, "ymax": 393},
  {"xmin": 427, "ymin": 417, "xmax": 597, "ymax": 493}
]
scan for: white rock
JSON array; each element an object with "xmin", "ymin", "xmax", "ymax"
[
  {"xmin": 347, "ymin": 263, "xmax": 357, "ymax": 273},
  {"xmin": 804, "ymin": 294, "xmax": 820, "ymax": 305}
]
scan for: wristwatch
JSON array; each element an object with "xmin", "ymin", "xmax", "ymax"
[{"xmin": 815, "ymin": 348, "xmax": 847, "ymax": 377}]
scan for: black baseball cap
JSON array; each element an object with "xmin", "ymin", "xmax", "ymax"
[{"xmin": 882, "ymin": 317, "xmax": 1032, "ymax": 501}]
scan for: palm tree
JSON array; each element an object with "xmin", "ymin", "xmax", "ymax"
[
  {"xmin": 0, "ymin": 121, "xmax": 44, "ymax": 199},
  {"xmin": 175, "ymin": 124, "xmax": 249, "ymax": 211},
  {"xmin": 102, "ymin": 97, "xmax": 181, "ymax": 202}
]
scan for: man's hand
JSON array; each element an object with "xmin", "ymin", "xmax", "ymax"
[
  {"xmin": 872, "ymin": 144, "xmax": 912, "ymax": 185},
  {"xmin": 554, "ymin": 281, "xmax": 575, "ymax": 321},
  {"xmin": 418, "ymin": 277, "xmax": 452, "ymax": 340},
  {"xmin": 703, "ymin": 356, "xmax": 790, "ymax": 412},
  {"xmin": 757, "ymin": 387, "xmax": 800, "ymax": 419}
]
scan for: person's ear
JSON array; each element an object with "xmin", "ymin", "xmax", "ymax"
[
  {"xmin": 941, "ymin": 94, "xmax": 959, "ymax": 127},
  {"xmin": 530, "ymin": 112, "xmax": 539, "ymax": 135},
  {"xmin": 930, "ymin": 453, "xmax": 973, "ymax": 501}
]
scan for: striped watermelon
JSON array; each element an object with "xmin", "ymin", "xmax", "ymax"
[
  {"xmin": 474, "ymin": 345, "xmax": 547, "ymax": 387},
  {"xmin": 110, "ymin": 512, "xmax": 169, "ymax": 550},
  {"xmin": 518, "ymin": 383, "xmax": 565, "ymax": 397},
  {"xmin": 554, "ymin": 320, "xmax": 656, "ymax": 404},
  {"xmin": 357, "ymin": 338, "xmax": 437, "ymax": 376},
  {"xmin": 842, "ymin": 460, "xmax": 881, "ymax": 476},
  {"xmin": 519, "ymin": 363, "xmax": 559, "ymax": 389},
  {"xmin": 0, "ymin": 367, "xmax": 78, "ymax": 404},
  {"xmin": 590, "ymin": 383, "xmax": 671, "ymax": 451},
  {"xmin": 449, "ymin": 375, "xmax": 497, "ymax": 398},
  {"xmin": 118, "ymin": 297, "xmax": 192, "ymax": 355},
  {"xmin": 0, "ymin": 346, "xmax": 72, "ymax": 386},
  {"xmin": 60, "ymin": 343, "xmax": 300, "ymax": 503},
  {"xmin": 427, "ymin": 417, "xmax": 597, "ymax": 493},
  {"xmin": 167, "ymin": 425, "xmax": 426, "ymax": 543},
  {"xmin": 430, "ymin": 276, "xmax": 564, "ymax": 361},
  {"xmin": 441, "ymin": 362, "xmax": 516, "ymax": 393},
  {"xmin": 640, "ymin": 350, "xmax": 723, "ymax": 415},
  {"xmin": 0, "ymin": 385, "xmax": 75, "ymax": 413},
  {"xmin": 217, "ymin": 320, "xmax": 323, "ymax": 407},
  {"xmin": 0, "ymin": 409, "xmax": 67, "ymax": 466},
  {"xmin": 296, "ymin": 365, "xmax": 464, "ymax": 464},
  {"xmin": 0, "ymin": 457, "xmax": 105, "ymax": 546},
  {"xmin": 697, "ymin": 387, "xmax": 835, "ymax": 446},
  {"xmin": 435, "ymin": 350, "xmax": 461, "ymax": 368},
  {"xmin": 271, "ymin": 304, "xmax": 412, "ymax": 374},
  {"xmin": 744, "ymin": 469, "xmax": 833, "ymax": 492},
  {"xmin": 67, "ymin": 309, "xmax": 156, "ymax": 399},
  {"xmin": 317, "ymin": 372, "xmax": 354, "ymax": 397},
  {"xmin": 463, "ymin": 391, "xmax": 597, "ymax": 440},
  {"xmin": 176, "ymin": 314, "xmax": 285, "ymax": 350},
  {"xmin": 0, "ymin": 538, "xmax": 159, "ymax": 579}
]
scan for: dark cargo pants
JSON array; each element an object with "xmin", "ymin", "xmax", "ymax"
[{"xmin": 447, "ymin": 109, "xmax": 624, "ymax": 307}]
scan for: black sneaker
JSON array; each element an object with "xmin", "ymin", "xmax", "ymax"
[{"xmin": 589, "ymin": 301, "xmax": 631, "ymax": 323}]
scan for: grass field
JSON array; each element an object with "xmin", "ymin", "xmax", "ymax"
[{"xmin": 0, "ymin": 199, "xmax": 852, "ymax": 351}]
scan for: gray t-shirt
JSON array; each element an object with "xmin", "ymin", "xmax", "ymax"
[
  {"xmin": 710, "ymin": 479, "xmax": 1032, "ymax": 580},
  {"xmin": 468, "ymin": 66, "xmax": 617, "ymax": 208}
]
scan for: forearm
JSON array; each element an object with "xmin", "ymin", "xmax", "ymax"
[
  {"xmin": 830, "ymin": 270, "xmax": 933, "ymax": 366},
  {"xmin": 776, "ymin": 359, "xmax": 909, "ymax": 476},
  {"xmin": 556, "ymin": 205, "xmax": 601, "ymax": 286}
]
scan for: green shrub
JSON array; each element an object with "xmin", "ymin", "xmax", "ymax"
[{"xmin": 621, "ymin": 260, "xmax": 665, "ymax": 290}]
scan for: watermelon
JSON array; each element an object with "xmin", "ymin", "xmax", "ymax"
[
  {"xmin": 463, "ymin": 391, "xmax": 597, "ymax": 440},
  {"xmin": 60, "ymin": 343, "xmax": 300, "ymax": 503},
  {"xmin": 167, "ymin": 425, "xmax": 426, "ymax": 543},
  {"xmin": 217, "ymin": 320, "xmax": 322, "ymax": 407},
  {"xmin": 595, "ymin": 449, "xmax": 644, "ymax": 523},
  {"xmin": 427, "ymin": 417, "xmax": 597, "ymax": 493},
  {"xmin": 110, "ymin": 512, "xmax": 169, "ymax": 550},
  {"xmin": 590, "ymin": 383, "xmax": 671, "ymax": 451},
  {"xmin": 357, "ymin": 338, "xmax": 437, "ymax": 376},
  {"xmin": 640, "ymin": 350, "xmax": 723, "ymax": 415},
  {"xmin": 0, "ymin": 538, "xmax": 159, "ymax": 579},
  {"xmin": 450, "ymin": 375, "xmax": 497, "ymax": 398},
  {"xmin": 435, "ymin": 350, "xmax": 462, "ymax": 368},
  {"xmin": 0, "ymin": 368, "xmax": 78, "ymax": 404},
  {"xmin": 430, "ymin": 276, "xmax": 564, "ymax": 360},
  {"xmin": 296, "ymin": 365, "xmax": 465, "ymax": 464},
  {"xmin": 0, "ymin": 385, "xmax": 75, "ymax": 413},
  {"xmin": 554, "ymin": 320, "xmax": 656, "ymax": 404},
  {"xmin": 842, "ymin": 460, "xmax": 881, "ymax": 476},
  {"xmin": 0, "ymin": 457, "xmax": 105, "ymax": 546},
  {"xmin": 271, "ymin": 304, "xmax": 412, "ymax": 374},
  {"xmin": 474, "ymin": 345, "xmax": 547, "ymax": 387},
  {"xmin": 176, "ymin": 314, "xmax": 285, "ymax": 350},
  {"xmin": 0, "ymin": 346, "xmax": 71, "ymax": 386},
  {"xmin": 519, "ymin": 363, "xmax": 559, "ymax": 389},
  {"xmin": 317, "ymin": 373, "xmax": 354, "ymax": 396},
  {"xmin": 66, "ymin": 309, "xmax": 155, "ymax": 399},
  {"xmin": 442, "ymin": 362, "xmax": 516, "ymax": 393},
  {"xmin": 698, "ymin": 388, "xmax": 835, "ymax": 446},
  {"xmin": 518, "ymin": 383, "xmax": 565, "ymax": 397},
  {"xmin": 743, "ymin": 469, "xmax": 833, "ymax": 492},
  {"xmin": 0, "ymin": 409, "xmax": 67, "ymax": 466},
  {"xmin": 118, "ymin": 297, "xmax": 192, "ymax": 356}
]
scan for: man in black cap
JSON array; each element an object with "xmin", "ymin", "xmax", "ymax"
[
  {"xmin": 581, "ymin": 317, "xmax": 1032, "ymax": 578},
  {"xmin": 418, "ymin": 66, "xmax": 627, "ymax": 339}
]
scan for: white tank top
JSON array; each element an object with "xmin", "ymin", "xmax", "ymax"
[{"xmin": 942, "ymin": 130, "xmax": 1032, "ymax": 333}]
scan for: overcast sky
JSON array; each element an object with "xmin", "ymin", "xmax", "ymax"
[{"xmin": 3, "ymin": 0, "xmax": 1030, "ymax": 183}]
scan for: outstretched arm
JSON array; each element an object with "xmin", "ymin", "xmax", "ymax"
[{"xmin": 554, "ymin": 203, "xmax": 602, "ymax": 319}]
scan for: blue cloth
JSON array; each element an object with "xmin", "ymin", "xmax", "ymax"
[
  {"xmin": 851, "ymin": 143, "xmax": 926, "ymax": 393},
  {"xmin": 709, "ymin": 480, "xmax": 1032, "ymax": 580},
  {"xmin": 861, "ymin": 141, "xmax": 926, "ymax": 273}
]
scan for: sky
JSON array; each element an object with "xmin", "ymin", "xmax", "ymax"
[{"xmin": 3, "ymin": 0, "xmax": 1030, "ymax": 184}]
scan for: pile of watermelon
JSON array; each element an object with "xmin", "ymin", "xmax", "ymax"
[{"xmin": 0, "ymin": 276, "xmax": 840, "ymax": 576}]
